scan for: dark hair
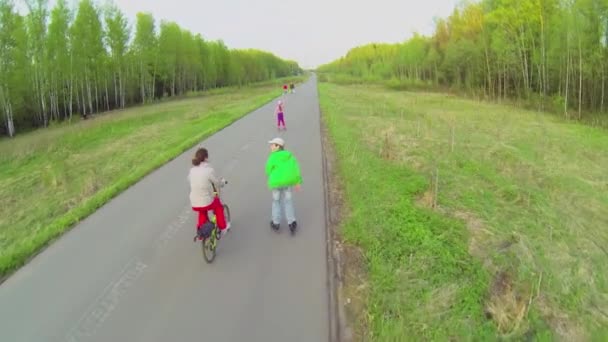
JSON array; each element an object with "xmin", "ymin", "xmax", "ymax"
[{"xmin": 192, "ymin": 148, "xmax": 208, "ymax": 166}]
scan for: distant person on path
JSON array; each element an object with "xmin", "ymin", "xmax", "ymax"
[
  {"xmin": 283, "ymin": 84, "xmax": 288, "ymax": 94},
  {"xmin": 188, "ymin": 147, "xmax": 230, "ymax": 241},
  {"xmin": 275, "ymin": 100, "xmax": 286, "ymax": 130},
  {"xmin": 265, "ymin": 137, "xmax": 302, "ymax": 233},
  {"xmin": 289, "ymin": 83, "xmax": 295, "ymax": 93}
]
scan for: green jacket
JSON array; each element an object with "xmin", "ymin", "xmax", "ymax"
[{"xmin": 265, "ymin": 150, "xmax": 303, "ymax": 189}]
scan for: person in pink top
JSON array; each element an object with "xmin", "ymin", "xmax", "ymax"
[{"xmin": 275, "ymin": 100, "xmax": 286, "ymax": 130}]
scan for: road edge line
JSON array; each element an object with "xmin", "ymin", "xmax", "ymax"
[{"xmin": 318, "ymin": 80, "xmax": 349, "ymax": 342}]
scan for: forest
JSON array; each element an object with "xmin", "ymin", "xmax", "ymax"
[
  {"xmin": 0, "ymin": 0, "xmax": 301, "ymax": 137},
  {"xmin": 318, "ymin": 0, "xmax": 608, "ymax": 120}
]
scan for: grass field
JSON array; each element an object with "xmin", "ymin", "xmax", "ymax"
[
  {"xmin": 318, "ymin": 82, "xmax": 608, "ymax": 340},
  {"xmin": 0, "ymin": 77, "xmax": 304, "ymax": 279}
]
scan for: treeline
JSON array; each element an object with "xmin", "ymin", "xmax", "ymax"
[
  {"xmin": 0, "ymin": 0, "xmax": 301, "ymax": 137},
  {"xmin": 318, "ymin": 0, "xmax": 608, "ymax": 118}
]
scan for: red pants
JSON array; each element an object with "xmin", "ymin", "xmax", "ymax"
[{"xmin": 192, "ymin": 197, "xmax": 227, "ymax": 231}]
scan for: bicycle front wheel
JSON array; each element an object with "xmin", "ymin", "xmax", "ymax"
[{"xmin": 223, "ymin": 204, "xmax": 231, "ymax": 225}]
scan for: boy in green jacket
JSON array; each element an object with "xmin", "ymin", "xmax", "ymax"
[{"xmin": 266, "ymin": 137, "xmax": 302, "ymax": 233}]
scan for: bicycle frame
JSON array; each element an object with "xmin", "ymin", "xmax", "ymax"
[{"xmin": 200, "ymin": 183, "xmax": 229, "ymax": 263}]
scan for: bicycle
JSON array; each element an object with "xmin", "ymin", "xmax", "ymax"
[{"xmin": 194, "ymin": 179, "xmax": 231, "ymax": 264}]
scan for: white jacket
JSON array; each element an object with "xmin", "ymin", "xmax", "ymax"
[{"xmin": 188, "ymin": 162, "xmax": 220, "ymax": 208}]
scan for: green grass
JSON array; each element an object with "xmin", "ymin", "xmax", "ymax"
[
  {"xmin": 318, "ymin": 82, "xmax": 608, "ymax": 340},
  {"xmin": 0, "ymin": 77, "xmax": 304, "ymax": 279}
]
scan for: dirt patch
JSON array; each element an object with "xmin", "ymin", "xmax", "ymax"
[
  {"xmin": 81, "ymin": 176, "xmax": 102, "ymax": 198},
  {"xmin": 453, "ymin": 209, "xmax": 580, "ymax": 338},
  {"xmin": 339, "ymin": 242, "xmax": 370, "ymax": 341},
  {"xmin": 453, "ymin": 211, "xmax": 495, "ymax": 263},
  {"xmin": 416, "ymin": 190, "xmax": 435, "ymax": 209},
  {"xmin": 379, "ymin": 127, "xmax": 398, "ymax": 161},
  {"xmin": 322, "ymin": 118, "xmax": 368, "ymax": 341},
  {"xmin": 484, "ymin": 270, "xmax": 529, "ymax": 334},
  {"xmin": 425, "ymin": 283, "xmax": 459, "ymax": 318},
  {"xmin": 536, "ymin": 296, "xmax": 587, "ymax": 341}
]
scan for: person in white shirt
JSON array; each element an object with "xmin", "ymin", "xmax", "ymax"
[{"xmin": 188, "ymin": 147, "xmax": 229, "ymax": 240}]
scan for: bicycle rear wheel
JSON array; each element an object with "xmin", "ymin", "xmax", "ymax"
[{"xmin": 201, "ymin": 229, "xmax": 217, "ymax": 263}]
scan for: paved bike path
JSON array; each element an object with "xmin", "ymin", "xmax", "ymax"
[{"xmin": 0, "ymin": 76, "xmax": 329, "ymax": 342}]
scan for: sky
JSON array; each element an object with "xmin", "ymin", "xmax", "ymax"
[
  {"xmin": 20, "ymin": 0, "xmax": 461, "ymax": 69},
  {"xmin": 116, "ymin": 0, "xmax": 461, "ymax": 68}
]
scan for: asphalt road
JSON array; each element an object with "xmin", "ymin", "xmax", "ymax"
[{"xmin": 0, "ymin": 76, "xmax": 329, "ymax": 342}]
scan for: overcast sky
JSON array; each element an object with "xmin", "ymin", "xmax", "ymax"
[
  {"xmin": 19, "ymin": 0, "xmax": 461, "ymax": 68},
  {"xmin": 116, "ymin": 0, "xmax": 462, "ymax": 68}
]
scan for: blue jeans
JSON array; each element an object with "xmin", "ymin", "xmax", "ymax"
[{"xmin": 272, "ymin": 188, "xmax": 296, "ymax": 225}]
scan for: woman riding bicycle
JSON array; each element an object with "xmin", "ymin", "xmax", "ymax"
[{"xmin": 188, "ymin": 147, "xmax": 229, "ymax": 240}]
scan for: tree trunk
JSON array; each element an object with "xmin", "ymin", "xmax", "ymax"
[
  {"xmin": 76, "ymin": 81, "xmax": 81, "ymax": 116},
  {"xmin": 32, "ymin": 69, "xmax": 42, "ymax": 126},
  {"xmin": 1, "ymin": 87, "xmax": 14, "ymax": 137},
  {"xmin": 518, "ymin": 26, "xmax": 529, "ymax": 94},
  {"xmin": 80, "ymin": 80, "xmax": 87, "ymax": 117},
  {"xmin": 114, "ymin": 70, "xmax": 119, "ymax": 108},
  {"xmin": 7, "ymin": 104, "xmax": 15, "ymax": 137},
  {"xmin": 484, "ymin": 40, "xmax": 493, "ymax": 98},
  {"xmin": 105, "ymin": 75, "xmax": 110, "ymax": 111},
  {"xmin": 68, "ymin": 53, "xmax": 74, "ymax": 120},
  {"xmin": 63, "ymin": 83, "xmax": 69, "ymax": 121},
  {"xmin": 140, "ymin": 61, "xmax": 146, "ymax": 104},
  {"xmin": 601, "ymin": 64, "xmax": 605, "ymax": 113},
  {"xmin": 565, "ymin": 45, "xmax": 570, "ymax": 117},
  {"xmin": 578, "ymin": 36, "xmax": 583, "ymax": 120},
  {"xmin": 540, "ymin": 8, "xmax": 547, "ymax": 107},
  {"xmin": 151, "ymin": 54, "xmax": 158, "ymax": 100},
  {"xmin": 53, "ymin": 80, "xmax": 59, "ymax": 122},
  {"xmin": 504, "ymin": 63, "xmax": 508, "ymax": 100},
  {"xmin": 119, "ymin": 69, "xmax": 125, "ymax": 108},
  {"xmin": 4, "ymin": 99, "xmax": 15, "ymax": 137},
  {"xmin": 50, "ymin": 89, "xmax": 55, "ymax": 123},
  {"xmin": 87, "ymin": 75, "xmax": 93, "ymax": 115},
  {"xmin": 94, "ymin": 75, "xmax": 99, "ymax": 113},
  {"xmin": 1, "ymin": 87, "xmax": 14, "ymax": 136},
  {"xmin": 40, "ymin": 76, "xmax": 47, "ymax": 127},
  {"xmin": 558, "ymin": 56, "xmax": 562, "ymax": 97}
]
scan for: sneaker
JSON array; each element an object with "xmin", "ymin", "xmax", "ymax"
[
  {"xmin": 289, "ymin": 221, "xmax": 297, "ymax": 233},
  {"xmin": 194, "ymin": 227, "xmax": 203, "ymax": 242},
  {"xmin": 270, "ymin": 221, "xmax": 280, "ymax": 231}
]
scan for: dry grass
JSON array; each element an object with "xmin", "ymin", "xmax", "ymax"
[
  {"xmin": 319, "ymin": 82, "xmax": 608, "ymax": 339},
  {"xmin": 485, "ymin": 270, "xmax": 529, "ymax": 334},
  {"xmin": 454, "ymin": 211, "xmax": 496, "ymax": 263},
  {"xmin": 0, "ymin": 83, "xmax": 284, "ymax": 278}
]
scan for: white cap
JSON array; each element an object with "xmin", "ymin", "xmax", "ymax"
[{"xmin": 268, "ymin": 137, "xmax": 285, "ymax": 146}]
